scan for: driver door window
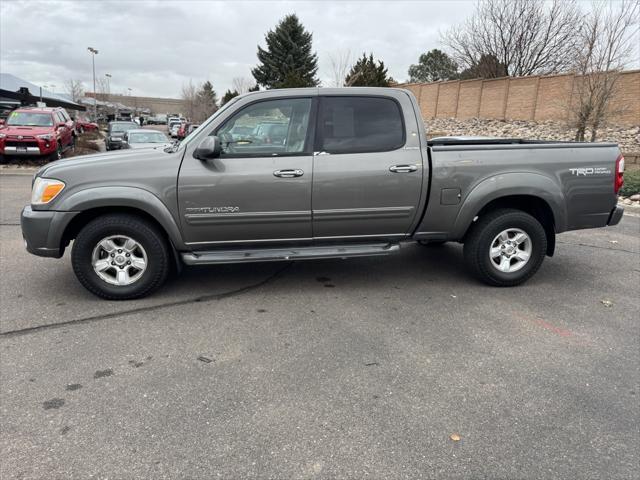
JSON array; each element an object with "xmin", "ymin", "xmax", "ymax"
[{"xmin": 216, "ymin": 98, "xmax": 312, "ymax": 156}]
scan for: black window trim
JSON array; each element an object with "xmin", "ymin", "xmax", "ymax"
[
  {"xmin": 213, "ymin": 96, "xmax": 318, "ymax": 159},
  {"xmin": 314, "ymin": 95, "xmax": 406, "ymax": 155}
]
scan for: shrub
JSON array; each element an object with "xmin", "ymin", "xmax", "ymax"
[{"xmin": 620, "ymin": 168, "xmax": 640, "ymax": 196}]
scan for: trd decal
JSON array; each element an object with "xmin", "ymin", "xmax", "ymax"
[{"xmin": 569, "ymin": 167, "xmax": 611, "ymax": 176}]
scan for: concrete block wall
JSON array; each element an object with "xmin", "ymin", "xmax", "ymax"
[{"xmin": 399, "ymin": 70, "xmax": 640, "ymax": 125}]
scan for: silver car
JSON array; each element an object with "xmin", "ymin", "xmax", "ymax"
[{"xmin": 122, "ymin": 129, "xmax": 172, "ymax": 150}]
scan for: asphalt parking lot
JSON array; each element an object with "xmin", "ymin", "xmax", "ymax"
[{"xmin": 1, "ymin": 171, "xmax": 638, "ymax": 479}]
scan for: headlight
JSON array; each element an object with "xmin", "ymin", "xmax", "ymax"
[
  {"xmin": 0, "ymin": 132, "xmax": 6, "ymax": 139},
  {"xmin": 31, "ymin": 177, "xmax": 65, "ymax": 205},
  {"xmin": 36, "ymin": 134, "xmax": 54, "ymax": 140}
]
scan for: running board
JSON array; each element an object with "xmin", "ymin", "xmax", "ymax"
[{"xmin": 181, "ymin": 242, "xmax": 400, "ymax": 265}]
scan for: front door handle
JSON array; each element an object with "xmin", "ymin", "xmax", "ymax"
[
  {"xmin": 274, "ymin": 169, "xmax": 304, "ymax": 178},
  {"xmin": 389, "ymin": 164, "xmax": 417, "ymax": 173}
]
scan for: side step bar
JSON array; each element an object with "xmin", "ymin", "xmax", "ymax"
[{"xmin": 181, "ymin": 242, "xmax": 400, "ymax": 265}]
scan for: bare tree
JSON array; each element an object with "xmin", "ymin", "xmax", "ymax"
[
  {"xmin": 95, "ymin": 77, "xmax": 109, "ymax": 99},
  {"xmin": 328, "ymin": 50, "xmax": 352, "ymax": 87},
  {"xmin": 181, "ymin": 80, "xmax": 199, "ymax": 121},
  {"xmin": 570, "ymin": 0, "xmax": 640, "ymax": 141},
  {"xmin": 64, "ymin": 79, "xmax": 84, "ymax": 103},
  {"xmin": 231, "ymin": 77, "xmax": 257, "ymax": 94},
  {"xmin": 442, "ymin": 0, "xmax": 583, "ymax": 77}
]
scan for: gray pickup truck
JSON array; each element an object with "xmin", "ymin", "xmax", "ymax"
[{"xmin": 21, "ymin": 87, "xmax": 625, "ymax": 299}]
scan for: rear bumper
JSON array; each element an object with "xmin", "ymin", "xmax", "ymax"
[
  {"xmin": 20, "ymin": 206, "xmax": 78, "ymax": 258},
  {"xmin": 607, "ymin": 206, "xmax": 624, "ymax": 226}
]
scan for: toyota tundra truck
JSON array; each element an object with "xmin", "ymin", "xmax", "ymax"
[{"xmin": 20, "ymin": 87, "xmax": 625, "ymax": 299}]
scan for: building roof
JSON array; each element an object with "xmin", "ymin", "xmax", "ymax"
[{"xmin": 0, "ymin": 73, "xmax": 85, "ymax": 111}]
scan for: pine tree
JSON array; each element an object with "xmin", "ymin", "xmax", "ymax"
[
  {"xmin": 221, "ymin": 89, "xmax": 239, "ymax": 106},
  {"xmin": 344, "ymin": 53, "xmax": 392, "ymax": 87},
  {"xmin": 252, "ymin": 14, "xmax": 319, "ymax": 89},
  {"xmin": 198, "ymin": 81, "xmax": 218, "ymax": 112}
]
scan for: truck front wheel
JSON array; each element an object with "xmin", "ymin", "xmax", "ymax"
[
  {"xmin": 463, "ymin": 208, "xmax": 547, "ymax": 286},
  {"xmin": 71, "ymin": 214, "xmax": 170, "ymax": 299}
]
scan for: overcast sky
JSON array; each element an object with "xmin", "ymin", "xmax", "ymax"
[{"xmin": 0, "ymin": 0, "xmax": 633, "ymax": 100}]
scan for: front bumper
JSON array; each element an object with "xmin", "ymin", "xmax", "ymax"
[
  {"xmin": 1, "ymin": 140, "xmax": 56, "ymax": 156},
  {"xmin": 607, "ymin": 205, "xmax": 624, "ymax": 226},
  {"xmin": 20, "ymin": 206, "xmax": 79, "ymax": 258}
]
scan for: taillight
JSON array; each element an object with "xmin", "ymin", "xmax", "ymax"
[{"xmin": 614, "ymin": 154, "xmax": 624, "ymax": 194}]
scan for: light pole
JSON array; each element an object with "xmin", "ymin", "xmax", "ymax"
[
  {"xmin": 87, "ymin": 47, "xmax": 99, "ymax": 121},
  {"xmin": 105, "ymin": 73, "xmax": 112, "ymax": 102}
]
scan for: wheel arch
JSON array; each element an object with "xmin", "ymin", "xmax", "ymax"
[
  {"xmin": 465, "ymin": 195, "xmax": 557, "ymax": 256},
  {"xmin": 57, "ymin": 186, "xmax": 186, "ymax": 251},
  {"xmin": 453, "ymin": 173, "xmax": 565, "ymax": 257}
]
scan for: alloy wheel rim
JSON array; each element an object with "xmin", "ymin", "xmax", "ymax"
[
  {"xmin": 489, "ymin": 228, "xmax": 532, "ymax": 273},
  {"xmin": 91, "ymin": 235, "xmax": 147, "ymax": 286}
]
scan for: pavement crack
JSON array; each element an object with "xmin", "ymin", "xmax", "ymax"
[
  {"xmin": 556, "ymin": 240, "xmax": 638, "ymax": 255},
  {"xmin": 0, "ymin": 263, "xmax": 292, "ymax": 338}
]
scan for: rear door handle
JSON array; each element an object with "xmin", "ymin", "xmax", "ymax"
[
  {"xmin": 389, "ymin": 165, "xmax": 417, "ymax": 173},
  {"xmin": 273, "ymin": 169, "xmax": 304, "ymax": 178}
]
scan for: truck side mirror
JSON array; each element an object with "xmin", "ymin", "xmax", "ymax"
[{"xmin": 194, "ymin": 136, "xmax": 222, "ymax": 160}]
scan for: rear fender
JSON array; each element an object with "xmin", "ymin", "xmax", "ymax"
[{"xmin": 452, "ymin": 172, "xmax": 567, "ymax": 239}]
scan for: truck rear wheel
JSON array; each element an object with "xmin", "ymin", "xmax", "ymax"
[
  {"xmin": 463, "ymin": 208, "xmax": 547, "ymax": 286},
  {"xmin": 71, "ymin": 214, "xmax": 170, "ymax": 299}
]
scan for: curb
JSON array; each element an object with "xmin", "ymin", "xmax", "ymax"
[{"xmin": 0, "ymin": 167, "xmax": 38, "ymax": 176}]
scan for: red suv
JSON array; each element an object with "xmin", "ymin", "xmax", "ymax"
[{"xmin": 0, "ymin": 107, "xmax": 76, "ymax": 161}]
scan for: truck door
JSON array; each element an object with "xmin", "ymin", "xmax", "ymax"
[
  {"xmin": 311, "ymin": 94, "xmax": 423, "ymax": 239},
  {"xmin": 177, "ymin": 97, "xmax": 315, "ymax": 245}
]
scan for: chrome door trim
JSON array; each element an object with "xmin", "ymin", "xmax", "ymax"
[
  {"xmin": 184, "ymin": 210, "xmax": 310, "ymax": 225},
  {"xmin": 313, "ymin": 206, "xmax": 415, "ymax": 221}
]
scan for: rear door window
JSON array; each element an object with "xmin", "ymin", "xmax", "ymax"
[{"xmin": 317, "ymin": 96, "xmax": 405, "ymax": 154}]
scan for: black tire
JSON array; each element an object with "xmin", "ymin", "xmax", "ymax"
[
  {"xmin": 71, "ymin": 214, "xmax": 170, "ymax": 300},
  {"xmin": 463, "ymin": 208, "xmax": 547, "ymax": 287},
  {"xmin": 50, "ymin": 142, "xmax": 63, "ymax": 161}
]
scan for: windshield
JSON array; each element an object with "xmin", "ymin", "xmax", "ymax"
[
  {"xmin": 128, "ymin": 132, "xmax": 168, "ymax": 143},
  {"xmin": 7, "ymin": 111, "xmax": 53, "ymax": 127},
  {"xmin": 110, "ymin": 122, "xmax": 138, "ymax": 133}
]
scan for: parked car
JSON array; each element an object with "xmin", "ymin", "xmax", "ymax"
[
  {"xmin": 20, "ymin": 87, "xmax": 625, "ymax": 299},
  {"xmin": 105, "ymin": 121, "xmax": 140, "ymax": 150},
  {"xmin": 177, "ymin": 122, "xmax": 199, "ymax": 140},
  {"xmin": 251, "ymin": 121, "xmax": 288, "ymax": 145},
  {"xmin": 75, "ymin": 118, "xmax": 99, "ymax": 134},
  {"xmin": 122, "ymin": 129, "xmax": 172, "ymax": 150},
  {"xmin": 0, "ymin": 106, "xmax": 75, "ymax": 161},
  {"xmin": 146, "ymin": 115, "xmax": 167, "ymax": 125},
  {"xmin": 176, "ymin": 123, "xmax": 188, "ymax": 140},
  {"xmin": 169, "ymin": 121, "xmax": 183, "ymax": 138}
]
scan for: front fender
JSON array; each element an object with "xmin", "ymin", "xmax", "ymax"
[
  {"xmin": 55, "ymin": 186, "xmax": 186, "ymax": 250},
  {"xmin": 452, "ymin": 172, "xmax": 567, "ymax": 238}
]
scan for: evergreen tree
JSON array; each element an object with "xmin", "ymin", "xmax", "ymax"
[
  {"xmin": 252, "ymin": 14, "xmax": 319, "ymax": 89},
  {"xmin": 198, "ymin": 81, "xmax": 218, "ymax": 112},
  {"xmin": 408, "ymin": 49, "xmax": 459, "ymax": 82},
  {"xmin": 459, "ymin": 54, "xmax": 507, "ymax": 80},
  {"xmin": 221, "ymin": 89, "xmax": 239, "ymax": 106},
  {"xmin": 344, "ymin": 53, "xmax": 392, "ymax": 87}
]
